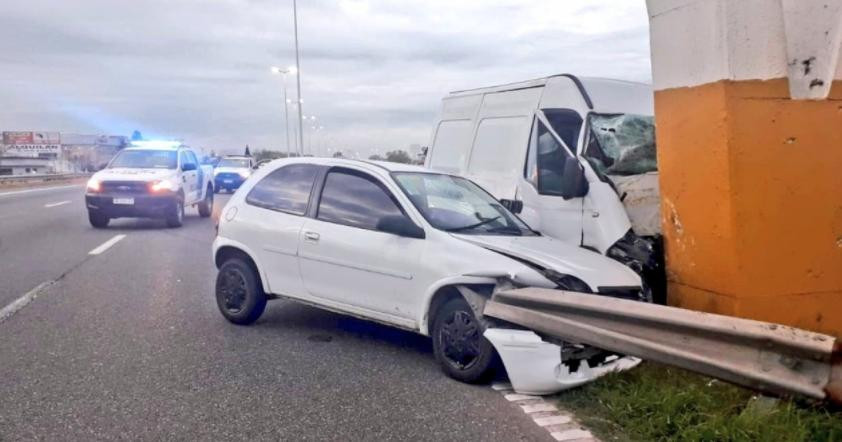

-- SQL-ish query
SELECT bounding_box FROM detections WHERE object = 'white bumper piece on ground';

[484,328,641,395]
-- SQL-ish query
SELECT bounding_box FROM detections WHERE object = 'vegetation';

[555,362,842,442]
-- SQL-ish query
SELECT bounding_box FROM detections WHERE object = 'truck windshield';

[393,172,535,236]
[584,113,657,176]
[109,150,178,169]
[218,158,250,168]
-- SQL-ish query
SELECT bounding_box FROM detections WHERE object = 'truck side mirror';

[182,162,197,172]
[500,199,523,214]
[560,160,589,199]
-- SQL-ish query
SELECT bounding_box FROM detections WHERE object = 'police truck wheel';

[198,186,213,218]
[215,258,267,325]
[432,298,497,383]
[166,198,184,228]
[88,210,109,228]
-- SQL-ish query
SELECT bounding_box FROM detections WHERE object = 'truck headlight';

[149,179,178,192]
[86,178,101,192]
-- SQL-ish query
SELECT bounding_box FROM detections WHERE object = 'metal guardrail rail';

[484,288,841,404]
[0,173,89,184]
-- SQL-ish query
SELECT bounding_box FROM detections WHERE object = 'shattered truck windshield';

[584,114,657,176]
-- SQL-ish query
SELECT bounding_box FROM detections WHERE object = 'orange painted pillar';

[647,0,842,336]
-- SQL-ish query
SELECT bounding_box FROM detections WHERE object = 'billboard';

[2,132,62,154]
[3,131,60,145]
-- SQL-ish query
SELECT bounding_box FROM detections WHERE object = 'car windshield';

[218,158,249,168]
[393,172,535,236]
[108,149,177,169]
[584,113,657,176]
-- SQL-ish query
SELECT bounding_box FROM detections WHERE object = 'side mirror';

[182,162,197,172]
[500,199,523,214]
[376,215,425,239]
[560,160,589,199]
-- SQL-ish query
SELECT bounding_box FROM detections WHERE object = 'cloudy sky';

[0,0,652,157]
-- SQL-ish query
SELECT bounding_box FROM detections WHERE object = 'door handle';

[303,231,320,242]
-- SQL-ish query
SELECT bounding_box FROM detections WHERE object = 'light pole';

[271,66,297,157]
[292,0,305,156]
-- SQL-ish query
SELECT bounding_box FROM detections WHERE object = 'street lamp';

[292,0,305,157]
[270,66,297,156]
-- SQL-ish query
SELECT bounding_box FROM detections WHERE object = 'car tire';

[88,210,109,228]
[215,258,267,325]
[166,197,184,228]
[198,186,213,218]
[432,297,498,383]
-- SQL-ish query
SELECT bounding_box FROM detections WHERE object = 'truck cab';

[85,142,214,228]
[425,74,664,301]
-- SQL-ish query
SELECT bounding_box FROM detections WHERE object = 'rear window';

[246,164,318,215]
[428,120,473,173]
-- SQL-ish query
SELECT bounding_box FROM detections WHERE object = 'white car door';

[241,163,320,298]
[298,167,425,323]
[518,113,585,245]
[179,150,199,203]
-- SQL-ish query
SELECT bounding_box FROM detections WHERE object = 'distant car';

[85,143,214,228]
[214,156,254,193]
[212,158,645,393]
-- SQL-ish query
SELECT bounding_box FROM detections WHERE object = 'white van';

[425,74,664,301]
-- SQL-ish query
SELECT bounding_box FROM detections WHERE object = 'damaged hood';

[452,234,641,290]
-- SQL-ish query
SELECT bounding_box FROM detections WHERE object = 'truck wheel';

[432,298,497,383]
[166,198,184,228]
[198,186,213,218]
[88,210,109,228]
[215,258,267,325]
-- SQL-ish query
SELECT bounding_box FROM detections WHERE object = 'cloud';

[0,0,651,156]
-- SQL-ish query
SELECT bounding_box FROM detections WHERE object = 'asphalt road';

[0,185,549,441]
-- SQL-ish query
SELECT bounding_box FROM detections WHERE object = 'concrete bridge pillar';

[646,0,842,335]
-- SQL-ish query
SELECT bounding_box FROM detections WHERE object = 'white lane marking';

[88,234,126,255]
[44,200,71,208]
[505,393,540,402]
[0,184,83,198]
[0,281,55,323]
[551,429,593,441]
[534,415,572,427]
[521,403,558,414]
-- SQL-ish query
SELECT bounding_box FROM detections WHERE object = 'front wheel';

[215,258,267,325]
[88,210,109,228]
[432,298,497,383]
[166,198,184,228]
[198,186,213,218]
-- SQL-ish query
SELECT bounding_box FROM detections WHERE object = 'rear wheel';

[215,258,267,325]
[88,210,109,228]
[166,197,184,228]
[198,186,213,218]
[432,298,497,383]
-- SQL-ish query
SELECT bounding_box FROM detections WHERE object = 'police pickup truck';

[85,142,214,228]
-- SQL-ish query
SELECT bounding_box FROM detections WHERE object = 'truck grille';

[100,181,149,194]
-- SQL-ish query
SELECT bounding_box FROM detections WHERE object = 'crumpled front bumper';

[484,328,641,395]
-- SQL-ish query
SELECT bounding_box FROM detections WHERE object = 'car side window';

[317,169,405,231]
[246,164,318,215]
[179,151,196,170]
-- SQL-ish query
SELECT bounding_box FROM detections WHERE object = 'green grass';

[554,362,842,442]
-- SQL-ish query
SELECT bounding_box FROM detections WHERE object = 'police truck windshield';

[109,150,178,169]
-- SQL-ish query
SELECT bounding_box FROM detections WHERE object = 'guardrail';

[483,287,841,404]
[0,173,90,185]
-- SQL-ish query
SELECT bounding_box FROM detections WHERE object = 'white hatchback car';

[212,158,645,393]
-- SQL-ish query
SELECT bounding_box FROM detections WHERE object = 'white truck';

[425,74,664,301]
[85,142,214,228]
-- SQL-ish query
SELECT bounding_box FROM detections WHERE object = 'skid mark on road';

[44,200,71,208]
[88,234,127,255]
[493,382,599,442]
